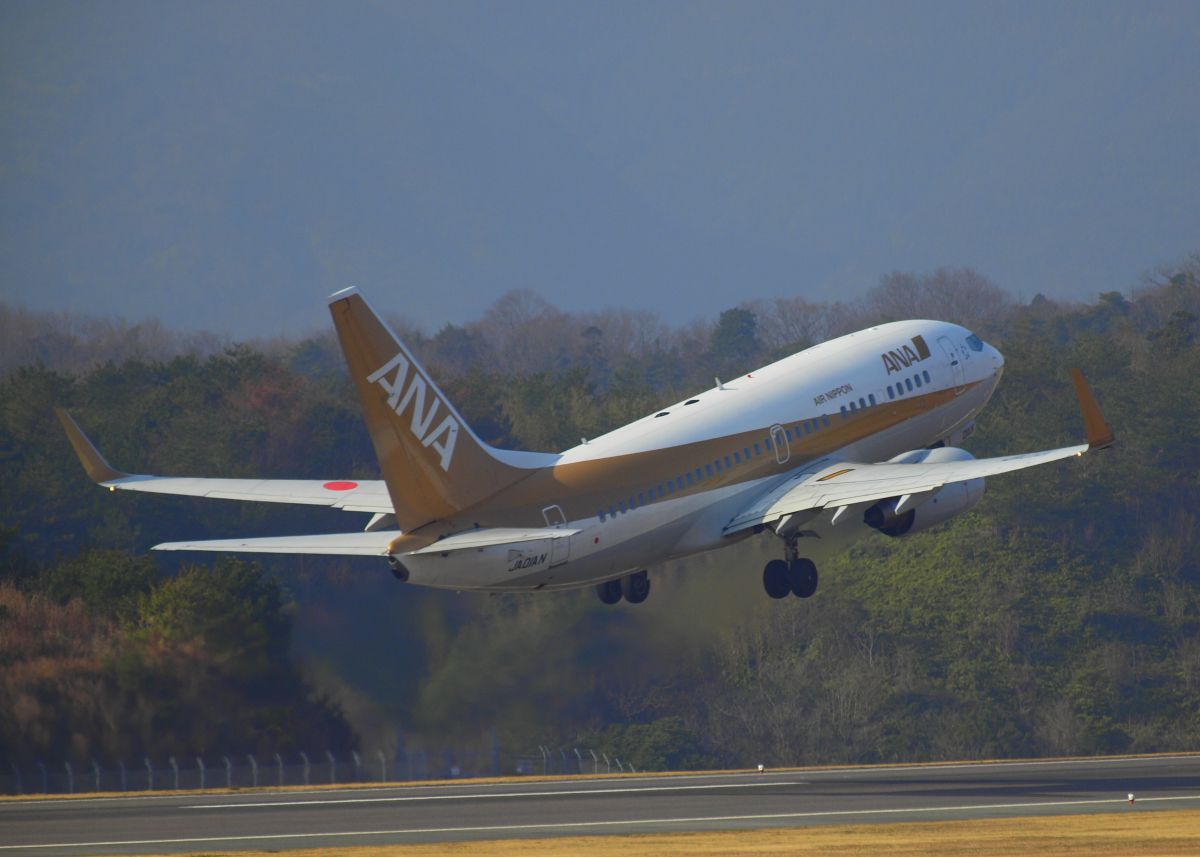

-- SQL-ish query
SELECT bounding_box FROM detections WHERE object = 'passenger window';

[638,492,645,506]
[619,500,627,513]
[714,459,722,473]
[705,464,714,477]
[609,504,616,518]
[803,422,811,434]
[724,455,732,468]
[905,378,913,392]
[784,428,793,441]
[764,436,773,451]
[598,510,605,522]
[923,369,931,383]
[822,415,830,428]
[676,476,685,491]
[744,447,752,459]
[869,394,876,406]
[914,374,922,388]
[887,386,895,400]
[753,442,762,456]
[685,472,694,485]
[733,451,741,464]
[858,397,866,409]
[849,401,857,413]
[840,405,848,418]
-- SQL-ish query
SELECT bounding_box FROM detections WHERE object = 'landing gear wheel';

[596,579,622,604]
[622,570,651,604]
[788,558,818,598]
[763,559,790,599]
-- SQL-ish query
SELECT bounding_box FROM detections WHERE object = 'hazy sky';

[2,1,1198,337]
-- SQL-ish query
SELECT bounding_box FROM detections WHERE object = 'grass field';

[130,809,1200,856]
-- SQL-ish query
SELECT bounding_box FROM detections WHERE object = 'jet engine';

[863,447,985,537]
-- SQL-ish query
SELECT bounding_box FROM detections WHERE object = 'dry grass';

[125,809,1200,856]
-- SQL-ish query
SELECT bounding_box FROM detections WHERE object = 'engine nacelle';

[863,447,985,537]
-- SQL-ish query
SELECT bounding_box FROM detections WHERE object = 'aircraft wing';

[725,369,1114,535]
[724,445,1088,534]
[56,408,393,514]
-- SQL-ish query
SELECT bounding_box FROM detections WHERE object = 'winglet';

[1069,369,1115,450]
[55,408,129,483]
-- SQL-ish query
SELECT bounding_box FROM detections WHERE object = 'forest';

[2,258,1198,775]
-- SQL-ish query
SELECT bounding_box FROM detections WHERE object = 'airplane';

[58,287,1114,605]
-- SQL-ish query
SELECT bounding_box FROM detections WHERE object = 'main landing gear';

[596,570,650,605]
[762,537,818,600]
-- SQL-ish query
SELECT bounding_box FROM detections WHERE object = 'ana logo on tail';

[367,352,460,471]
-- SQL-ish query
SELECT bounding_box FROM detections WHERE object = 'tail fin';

[328,288,549,532]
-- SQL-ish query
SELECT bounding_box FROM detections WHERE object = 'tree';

[709,307,761,376]
[38,549,157,620]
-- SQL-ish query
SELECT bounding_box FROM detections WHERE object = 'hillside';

[2,261,1198,771]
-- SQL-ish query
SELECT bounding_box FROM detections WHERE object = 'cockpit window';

[965,334,984,352]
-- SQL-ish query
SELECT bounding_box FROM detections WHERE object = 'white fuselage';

[399,320,1004,591]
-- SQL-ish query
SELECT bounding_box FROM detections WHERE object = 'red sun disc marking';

[323,481,358,491]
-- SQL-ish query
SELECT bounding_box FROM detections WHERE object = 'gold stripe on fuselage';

[410,380,982,537]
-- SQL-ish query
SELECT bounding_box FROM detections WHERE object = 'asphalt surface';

[2,756,1199,855]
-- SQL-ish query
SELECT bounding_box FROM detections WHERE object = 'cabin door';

[542,505,570,567]
[937,336,966,394]
[770,424,791,464]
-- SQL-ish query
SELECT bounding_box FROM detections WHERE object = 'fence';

[0,746,634,796]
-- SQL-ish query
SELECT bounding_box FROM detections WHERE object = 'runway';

[2,755,1199,855]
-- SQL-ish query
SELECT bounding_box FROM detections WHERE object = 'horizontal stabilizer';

[154,531,399,556]
[154,526,581,558]
[408,527,580,555]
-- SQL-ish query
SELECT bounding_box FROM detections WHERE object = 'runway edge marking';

[184,781,808,809]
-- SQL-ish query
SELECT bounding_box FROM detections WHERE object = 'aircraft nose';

[989,344,1005,376]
